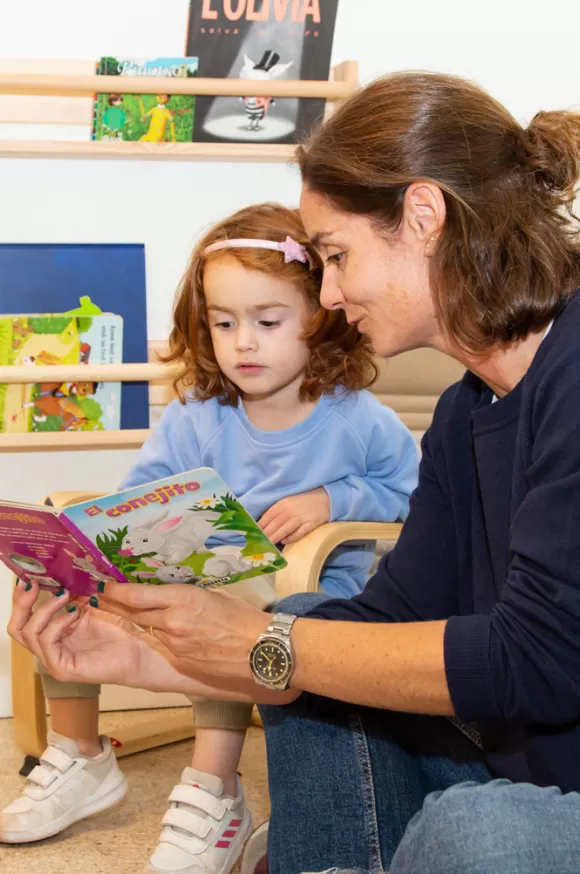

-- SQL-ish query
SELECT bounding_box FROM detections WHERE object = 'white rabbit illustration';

[202,545,252,579]
[118,508,224,565]
[134,556,200,585]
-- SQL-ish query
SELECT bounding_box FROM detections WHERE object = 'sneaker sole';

[0,774,128,844]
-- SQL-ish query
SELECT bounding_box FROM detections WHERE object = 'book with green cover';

[92,56,199,142]
[0,297,122,433]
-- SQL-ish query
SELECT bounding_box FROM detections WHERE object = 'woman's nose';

[320,272,345,311]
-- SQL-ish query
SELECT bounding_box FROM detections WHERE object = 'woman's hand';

[96,581,271,686]
[259,487,330,544]
[99,583,269,686]
[8,581,208,695]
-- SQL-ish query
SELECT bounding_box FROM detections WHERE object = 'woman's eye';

[259,320,281,329]
[326,252,345,265]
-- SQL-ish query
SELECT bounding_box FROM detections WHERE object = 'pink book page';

[0,506,126,596]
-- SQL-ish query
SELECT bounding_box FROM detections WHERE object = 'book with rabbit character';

[0,468,286,596]
[186,0,340,144]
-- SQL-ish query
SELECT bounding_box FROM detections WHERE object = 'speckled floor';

[0,709,270,874]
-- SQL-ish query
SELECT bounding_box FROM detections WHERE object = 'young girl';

[1,204,419,874]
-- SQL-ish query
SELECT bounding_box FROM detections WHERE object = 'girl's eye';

[215,320,234,329]
[259,320,281,328]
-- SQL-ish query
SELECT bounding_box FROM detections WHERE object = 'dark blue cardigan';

[309,290,580,792]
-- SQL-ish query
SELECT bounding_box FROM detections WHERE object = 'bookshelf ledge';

[0,59,359,163]
[0,140,298,163]
[0,429,151,452]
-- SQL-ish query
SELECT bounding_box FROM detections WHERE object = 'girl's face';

[203,255,312,402]
[299,187,443,358]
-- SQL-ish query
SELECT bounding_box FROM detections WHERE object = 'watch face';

[250,638,292,686]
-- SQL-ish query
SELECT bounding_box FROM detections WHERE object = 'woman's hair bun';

[520,110,580,194]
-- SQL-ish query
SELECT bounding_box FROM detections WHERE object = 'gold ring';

[149,626,154,637]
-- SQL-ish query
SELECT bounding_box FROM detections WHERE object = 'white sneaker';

[241,821,269,874]
[146,767,252,874]
[0,731,128,843]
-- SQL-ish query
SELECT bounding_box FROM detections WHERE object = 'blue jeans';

[261,594,580,874]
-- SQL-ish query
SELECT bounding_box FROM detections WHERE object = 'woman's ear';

[404,181,446,243]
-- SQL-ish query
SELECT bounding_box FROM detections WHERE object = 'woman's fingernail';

[89,596,99,608]
[56,588,66,597]
[25,582,32,592]
[67,606,77,614]
[97,581,106,594]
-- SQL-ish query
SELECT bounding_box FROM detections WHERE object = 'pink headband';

[204,235,309,265]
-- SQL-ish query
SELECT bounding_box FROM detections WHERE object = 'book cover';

[0,504,125,598]
[185,0,339,144]
[66,468,287,588]
[0,468,286,596]
[92,56,199,143]
[0,310,123,434]
[0,244,148,430]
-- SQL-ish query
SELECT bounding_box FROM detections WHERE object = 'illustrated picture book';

[0,244,148,430]
[185,0,340,144]
[0,468,287,596]
[0,297,122,434]
[92,56,199,142]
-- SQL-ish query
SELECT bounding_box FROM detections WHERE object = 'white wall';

[0,0,578,715]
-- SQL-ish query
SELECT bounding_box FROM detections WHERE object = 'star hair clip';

[205,235,313,266]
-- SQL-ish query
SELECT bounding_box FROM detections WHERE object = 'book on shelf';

[0,467,286,600]
[0,244,149,430]
[92,56,199,143]
[185,0,340,144]
[0,297,122,434]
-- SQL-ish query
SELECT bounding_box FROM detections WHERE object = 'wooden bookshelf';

[0,346,174,452]
[0,58,358,162]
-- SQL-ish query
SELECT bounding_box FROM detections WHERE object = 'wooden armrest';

[44,490,104,508]
[275,521,403,599]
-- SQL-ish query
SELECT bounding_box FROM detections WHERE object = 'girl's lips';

[237,364,265,373]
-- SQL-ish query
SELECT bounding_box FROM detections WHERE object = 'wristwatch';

[249,613,297,691]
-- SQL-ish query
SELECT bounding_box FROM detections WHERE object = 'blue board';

[0,243,148,429]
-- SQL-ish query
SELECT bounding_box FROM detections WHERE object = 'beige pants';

[37,573,277,730]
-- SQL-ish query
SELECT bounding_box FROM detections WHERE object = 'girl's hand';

[259,487,330,544]
[8,581,199,694]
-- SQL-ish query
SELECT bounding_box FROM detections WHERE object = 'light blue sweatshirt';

[122,390,419,598]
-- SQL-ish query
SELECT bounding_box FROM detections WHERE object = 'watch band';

[265,613,297,639]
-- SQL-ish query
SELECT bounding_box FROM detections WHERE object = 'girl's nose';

[235,325,257,352]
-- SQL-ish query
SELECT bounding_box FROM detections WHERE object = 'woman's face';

[299,187,443,358]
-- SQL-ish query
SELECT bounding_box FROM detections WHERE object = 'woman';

[10,71,580,873]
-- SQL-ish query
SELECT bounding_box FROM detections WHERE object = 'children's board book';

[185,0,340,144]
[0,244,148,430]
[0,468,287,597]
[92,57,199,142]
[0,297,122,434]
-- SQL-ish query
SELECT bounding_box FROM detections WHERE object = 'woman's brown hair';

[163,202,377,403]
[297,72,580,352]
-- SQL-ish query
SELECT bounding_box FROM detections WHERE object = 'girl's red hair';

[163,202,377,404]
